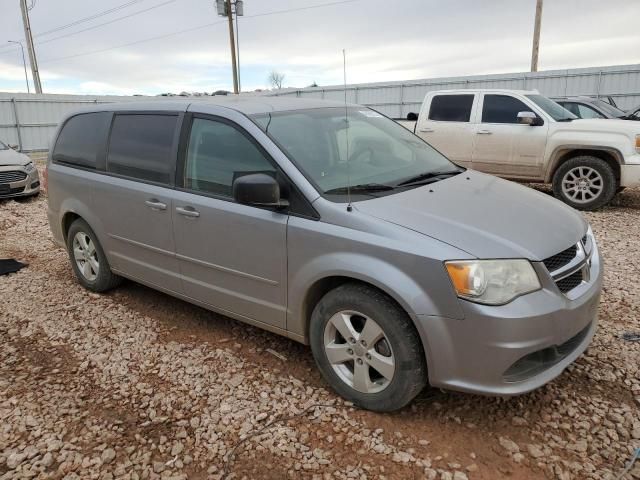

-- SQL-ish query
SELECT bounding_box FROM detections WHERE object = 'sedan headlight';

[24,162,35,172]
[445,259,541,305]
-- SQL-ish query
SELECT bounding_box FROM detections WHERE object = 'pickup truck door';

[472,94,548,179]
[415,93,477,168]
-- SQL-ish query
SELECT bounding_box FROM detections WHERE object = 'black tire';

[309,282,427,412]
[66,218,122,292]
[552,155,617,210]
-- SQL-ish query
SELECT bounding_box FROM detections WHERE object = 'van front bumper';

[416,242,602,396]
[0,164,40,198]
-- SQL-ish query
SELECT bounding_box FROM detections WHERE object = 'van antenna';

[343,49,352,212]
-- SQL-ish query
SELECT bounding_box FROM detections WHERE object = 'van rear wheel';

[66,219,122,292]
[552,156,616,210]
[309,283,427,412]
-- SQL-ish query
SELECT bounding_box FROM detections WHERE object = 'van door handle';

[419,128,434,133]
[176,206,200,218]
[145,199,167,211]
[477,129,493,135]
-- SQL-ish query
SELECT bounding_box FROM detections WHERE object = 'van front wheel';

[309,283,427,412]
[552,156,616,210]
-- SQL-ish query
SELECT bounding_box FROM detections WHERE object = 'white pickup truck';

[407,89,640,209]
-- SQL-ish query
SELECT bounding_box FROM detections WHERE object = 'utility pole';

[225,0,239,94]
[8,40,30,93]
[530,0,543,72]
[19,0,42,93]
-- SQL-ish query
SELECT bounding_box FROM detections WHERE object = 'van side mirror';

[517,111,543,126]
[232,173,288,209]
[406,112,418,121]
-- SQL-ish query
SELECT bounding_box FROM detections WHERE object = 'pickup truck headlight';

[635,134,640,153]
[445,259,541,305]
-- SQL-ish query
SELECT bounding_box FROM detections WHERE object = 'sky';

[0,0,638,96]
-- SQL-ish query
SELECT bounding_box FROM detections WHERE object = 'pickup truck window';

[428,95,474,122]
[526,94,577,122]
[482,95,532,124]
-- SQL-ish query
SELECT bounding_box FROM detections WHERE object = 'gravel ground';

[1,169,639,479]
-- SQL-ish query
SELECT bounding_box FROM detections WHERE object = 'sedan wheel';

[323,310,395,394]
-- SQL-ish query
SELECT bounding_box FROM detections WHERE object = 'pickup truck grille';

[0,171,27,184]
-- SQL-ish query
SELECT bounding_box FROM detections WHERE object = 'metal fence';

[2,64,640,152]
[266,63,640,119]
[0,92,151,152]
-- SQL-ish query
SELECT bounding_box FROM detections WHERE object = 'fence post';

[399,84,404,119]
[11,98,23,152]
[596,70,603,99]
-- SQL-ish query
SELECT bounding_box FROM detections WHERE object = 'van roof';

[72,96,355,116]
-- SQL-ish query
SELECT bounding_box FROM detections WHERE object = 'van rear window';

[53,112,111,168]
[107,114,177,184]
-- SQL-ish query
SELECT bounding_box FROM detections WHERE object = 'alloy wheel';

[323,310,396,394]
[561,166,604,204]
[72,232,99,281]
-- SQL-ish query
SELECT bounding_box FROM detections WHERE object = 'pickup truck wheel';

[66,219,122,292]
[309,283,427,412]
[552,156,616,210]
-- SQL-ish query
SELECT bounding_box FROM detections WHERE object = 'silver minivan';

[47,98,602,412]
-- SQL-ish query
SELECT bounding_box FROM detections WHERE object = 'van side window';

[428,95,474,122]
[107,114,178,184]
[53,112,111,169]
[481,95,532,124]
[184,118,276,197]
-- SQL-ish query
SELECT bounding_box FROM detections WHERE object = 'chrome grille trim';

[0,170,27,184]
[543,231,593,296]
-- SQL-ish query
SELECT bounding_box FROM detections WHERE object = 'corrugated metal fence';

[267,64,640,119]
[1,64,639,151]
[0,92,150,152]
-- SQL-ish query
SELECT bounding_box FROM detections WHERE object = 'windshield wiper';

[324,183,396,195]
[395,169,463,187]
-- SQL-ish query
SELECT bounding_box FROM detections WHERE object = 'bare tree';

[268,70,285,89]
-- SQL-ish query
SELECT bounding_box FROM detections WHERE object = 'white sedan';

[0,140,40,199]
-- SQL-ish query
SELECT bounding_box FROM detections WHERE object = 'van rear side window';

[428,94,474,122]
[107,114,177,184]
[53,112,111,169]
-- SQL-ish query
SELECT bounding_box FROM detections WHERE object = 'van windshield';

[252,107,458,198]
[526,94,577,121]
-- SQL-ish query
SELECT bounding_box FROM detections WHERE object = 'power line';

[0,0,149,55]
[35,0,146,38]
[242,0,358,19]
[40,20,228,64]
[33,0,362,65]
[36,0,176,47]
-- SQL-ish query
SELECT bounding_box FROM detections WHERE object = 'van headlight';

[445,259,541,305]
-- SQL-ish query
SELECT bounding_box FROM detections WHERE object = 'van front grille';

[556,270,584,293]
[542,245,577,273]
[0,171,27,184]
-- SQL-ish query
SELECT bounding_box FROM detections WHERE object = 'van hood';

[0,148,30,166]
[354,170,587,260]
